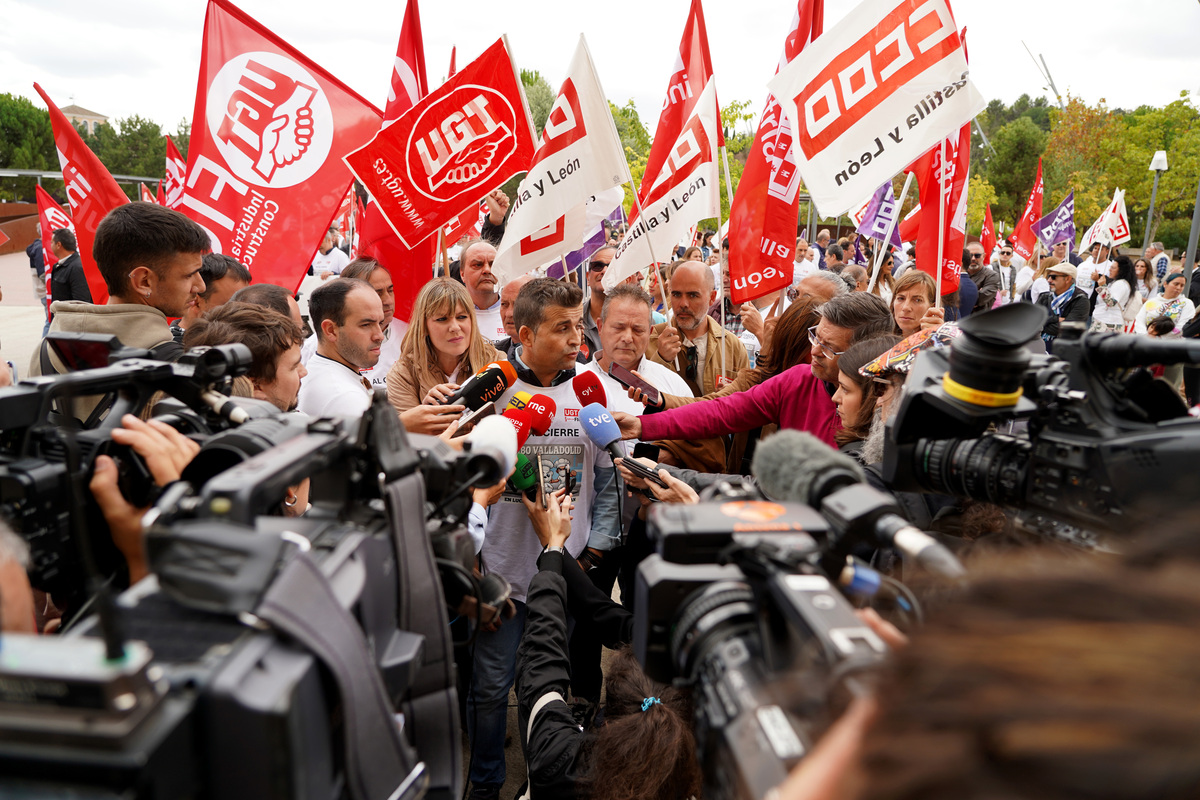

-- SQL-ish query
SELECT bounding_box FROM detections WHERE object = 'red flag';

[35,186,72,271]
[907,123,971,294]
[1008,157,1043,260]
[898,202,921,242]
[980,203,996,258]
[726,0,822,304]
[139,183,156,204]
[156,180,165,205]
[179,0,382,292]
[164,136,187,209]
[0,229,8,248]
[356,0,438,321]
[34,82,129,305]
[345,38,536,249]
[638,0,720,204]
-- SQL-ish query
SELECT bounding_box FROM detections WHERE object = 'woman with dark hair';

[1090,255,1139,332]
[1134,257,1158,300]
[516,491,701,800]
[832,336,901,452]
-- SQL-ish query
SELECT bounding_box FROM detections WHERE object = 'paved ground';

[0,250,47,380]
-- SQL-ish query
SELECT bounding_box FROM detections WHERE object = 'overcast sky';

[3,0,1198,138]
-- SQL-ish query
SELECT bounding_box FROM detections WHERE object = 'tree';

[982,116,1047,222]
[609,100,651,216]
[967,174,998,235]
[1042,96,1127,237]
[0,92,56,200]
[520,69,554,136]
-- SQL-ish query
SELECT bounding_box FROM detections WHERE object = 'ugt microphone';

[501,407,534,449]
[579,403,668,489]
[752,430,965,579]
[525,393,556,436]
[442,366,510,410]
[572,371,607,408]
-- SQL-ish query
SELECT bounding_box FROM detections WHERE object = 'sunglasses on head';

[588,260,610,272]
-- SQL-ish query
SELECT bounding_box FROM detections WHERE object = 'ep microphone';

[753,431,965,579]
[501,407,534,449]
[442,365,510,409]
[525,393,556,435]
[579,403,669,488]
[505,391,533,412]
[508,453,540,500]
[572,371,607,408]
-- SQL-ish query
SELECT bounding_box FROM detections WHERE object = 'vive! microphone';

[505,391,533,412]
[442,365,510,409]
[508,453,539,500]
[488,360,519,387]
[501,408,534,449]
[525,393,556,435]
[753,430,965,579]
[572,371,607,408]
[465,415,518,485]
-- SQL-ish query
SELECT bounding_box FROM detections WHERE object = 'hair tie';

[641,696,661,712]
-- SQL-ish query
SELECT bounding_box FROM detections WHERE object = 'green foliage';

[520,69,555,136]
[981,116,1047,221]
[79,115,167,199]
[609,100,651,216]
[0,92,57,200]
[720,98,756,154]
[967,174,998,235]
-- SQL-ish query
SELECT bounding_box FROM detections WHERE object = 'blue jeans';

[466,599,526,787]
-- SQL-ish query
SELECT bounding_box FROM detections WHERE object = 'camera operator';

[515,488,701,800]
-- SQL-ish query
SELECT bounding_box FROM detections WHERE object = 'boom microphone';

[442,366,510,409]
[501,408,534,449]
[525,394,556,435]
[572,371,607,408]
[753,431,965,579]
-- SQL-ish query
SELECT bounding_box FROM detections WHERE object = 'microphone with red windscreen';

[501,408,533,448]
[572,371,607,408]
[525,393,556,435]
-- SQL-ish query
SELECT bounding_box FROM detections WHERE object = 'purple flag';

[1035,190,1075,247]
[549,204,625,279]
[856,181,903,249]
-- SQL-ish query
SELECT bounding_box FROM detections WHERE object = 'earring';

[284,493,298,507]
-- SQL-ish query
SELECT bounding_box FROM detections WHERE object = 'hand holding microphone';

[441,360,517,410]
[579,403,668,489]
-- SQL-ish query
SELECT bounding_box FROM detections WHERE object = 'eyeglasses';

[807,325,847,357]
[970,253,982,260]
[589,260,610,272]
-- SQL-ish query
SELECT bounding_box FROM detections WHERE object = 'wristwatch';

[544,545,566,556]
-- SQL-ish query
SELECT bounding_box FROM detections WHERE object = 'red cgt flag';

[164,136,187,209]
[907,123,971,295]
[980,203,996,258]
[356,0,438,321]
[34,82,129,305]
[726,0,823,304]
[344,37,536,249]
[1008,157,1043,260]
[179,0,382,292]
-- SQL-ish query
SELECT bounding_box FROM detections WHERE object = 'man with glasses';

[581,245,615,361]
[995,246,1022,302]
[1051,240,1081,267]
[1036,263,1088,347]
[617,293,893,448]
[966,241,1001,313]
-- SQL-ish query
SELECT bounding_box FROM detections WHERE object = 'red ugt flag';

[907,123,970,294]
[726,0,823,304]
[179,0,382,292]
[638,0,721,205]
[344,37,537,248]
[980,203,996,258]
[164,136,188,209]
[357,0,438,321]
[1008,156,1043,260]
[34,82,129,305]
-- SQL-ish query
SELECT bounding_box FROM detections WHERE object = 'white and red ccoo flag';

[164,135,188,209]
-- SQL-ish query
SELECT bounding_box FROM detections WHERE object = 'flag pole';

[716,152,730,384]
[868,173,913,292]
[435,229,444,279]
[935,139,947,309]
[625,182,671,320]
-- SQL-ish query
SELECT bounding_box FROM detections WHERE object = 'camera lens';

[670,581,757,681]
[914,435,1030,507]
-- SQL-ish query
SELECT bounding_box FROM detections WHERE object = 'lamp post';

[1142,150,1169,252]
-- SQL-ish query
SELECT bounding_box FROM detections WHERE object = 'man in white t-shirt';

[461,240,507,343]
[793,237,819,285]
[312,226,350,280]
[340,258,408,388]
[297,277,384,418]
[467,277,616,797]
[1075,242,1111,298]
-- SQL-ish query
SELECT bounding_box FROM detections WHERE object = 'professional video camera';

[0,335,510,799]
[883,302,1200,545]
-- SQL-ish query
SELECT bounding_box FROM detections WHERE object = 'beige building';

[60,103,107,135]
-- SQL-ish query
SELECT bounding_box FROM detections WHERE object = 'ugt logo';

[405,86,517,202]
[207,51,334,188]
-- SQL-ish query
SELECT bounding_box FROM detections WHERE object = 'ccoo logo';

[207,51,333,188]
[405,85,517,202]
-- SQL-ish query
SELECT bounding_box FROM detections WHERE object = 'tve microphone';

[525,394,556,435]
[579,403,668,488]
[753,431,965,579]
[508,453,539,500]
[501,408,533,449]
[505,391,533,412]
[572,371,607,408]
[442,366,510,409]
[465,415,518,485]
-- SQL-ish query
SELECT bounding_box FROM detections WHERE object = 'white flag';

[1080,188,1131,250]
[494,35,631,282]
[603,79,721,290]
[768,0,984,217]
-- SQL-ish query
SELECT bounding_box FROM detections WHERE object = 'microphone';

[753,431,965,579]
[488,360,519,386]
[442,365,510,409]
[580,403,668,488]
[508,453,539,500]
[505,391,533,412]
[501,407,533,449]
[464,415,518,485]
[525,393,556,435]
[572,371,607,408]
